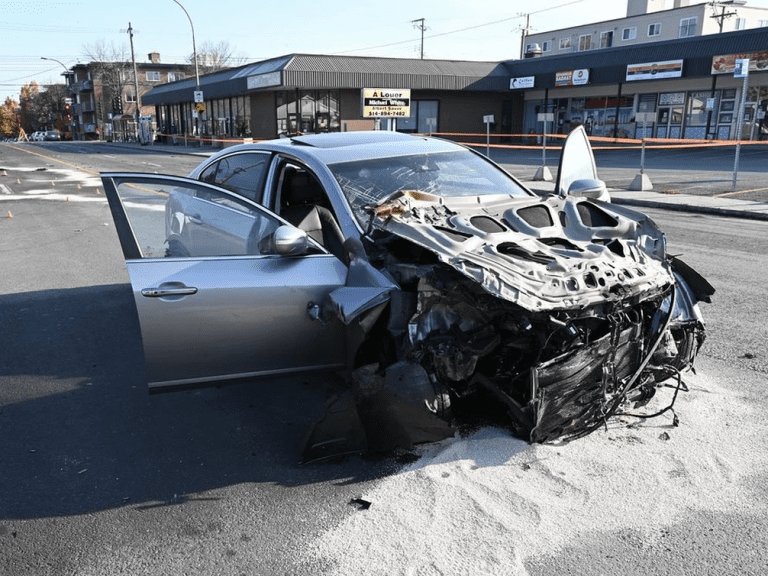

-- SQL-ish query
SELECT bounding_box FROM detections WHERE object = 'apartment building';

[524,0,768,58]
[66,52,189,140]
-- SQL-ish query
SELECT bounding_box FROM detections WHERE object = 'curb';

[611,196,768,222]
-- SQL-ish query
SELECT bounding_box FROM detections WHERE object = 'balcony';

[69,79,94,93]
[71,102,95,115]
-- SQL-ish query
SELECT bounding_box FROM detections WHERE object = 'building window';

[559,37,571,50]
[541,40,552,52]
[276,90,340,134]
[648,23,661,36]
[125,92,136,103]
[399,100,439,134]
[735,18,747,30]
[146,71,161,82]
[679,17,697,38]
[600,31,613,48]
[622,27,637,40]
[578,34,592,51]
[760,20,768,27]
[168,72,178,82]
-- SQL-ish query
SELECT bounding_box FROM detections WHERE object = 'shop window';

[578,34,592,51]
[648,23,661,37]
[679,17,697,38]
[686,91,714,126]
[399,100,439,133]
[600,31,613,48]
[622,27,636,40]
[559,37,571,50]
[276,90,340,135]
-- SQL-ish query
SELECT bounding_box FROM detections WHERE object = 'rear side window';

[199,152,270,203]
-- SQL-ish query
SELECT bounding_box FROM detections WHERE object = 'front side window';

[648,23,661,36]
[198,152,271,203]
[578,34,592,51]
[114,178,280,258]
[679,17,697,37]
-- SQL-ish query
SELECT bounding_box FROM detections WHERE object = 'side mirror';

[567,178,610,202]
[557,126,605,199]
[264,225,310,256]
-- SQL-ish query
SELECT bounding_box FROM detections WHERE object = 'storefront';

[142,55,518,141]
[510,27,768,141]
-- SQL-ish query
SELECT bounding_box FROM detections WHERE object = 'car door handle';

[141,286,198,297]
[188,213,203,225]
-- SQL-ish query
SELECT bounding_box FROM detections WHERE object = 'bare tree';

[188,40,243,75]
[82,40,133,122]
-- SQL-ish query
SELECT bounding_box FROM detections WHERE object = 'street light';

[40,56,70,72]
[171,0,200,88]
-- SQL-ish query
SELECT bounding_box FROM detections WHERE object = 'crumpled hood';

[371,191,674,312]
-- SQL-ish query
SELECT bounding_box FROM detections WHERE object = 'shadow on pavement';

[0,284,397,520]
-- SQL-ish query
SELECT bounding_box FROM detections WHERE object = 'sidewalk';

[524,179,768,222]
[113,140,768,222]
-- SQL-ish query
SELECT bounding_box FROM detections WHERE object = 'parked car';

[100,129,713,460]
[44,129,61,141]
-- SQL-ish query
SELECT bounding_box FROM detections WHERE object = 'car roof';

[289,130,416,149]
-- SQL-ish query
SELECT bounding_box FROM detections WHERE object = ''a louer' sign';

[362,89,411,118]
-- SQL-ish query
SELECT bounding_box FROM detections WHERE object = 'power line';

[333,0,588,56]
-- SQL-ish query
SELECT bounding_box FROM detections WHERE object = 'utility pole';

[517,13,531,59]
[412,18,427,59]
[709,1,740,33]
[126,22,141,141]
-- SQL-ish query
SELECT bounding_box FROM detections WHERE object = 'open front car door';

[101,173,347,391]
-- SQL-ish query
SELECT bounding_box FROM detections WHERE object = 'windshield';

[328,150,530,226]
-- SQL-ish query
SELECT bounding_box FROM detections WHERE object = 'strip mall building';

[142,27,767,142]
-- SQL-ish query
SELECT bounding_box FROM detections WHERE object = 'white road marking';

[0,184,12,195]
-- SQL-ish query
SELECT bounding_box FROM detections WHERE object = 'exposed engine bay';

[302,188,713,462]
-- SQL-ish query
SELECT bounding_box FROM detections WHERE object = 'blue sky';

[2,0,767,102]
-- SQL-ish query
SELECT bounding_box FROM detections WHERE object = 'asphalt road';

[1,141,767,575]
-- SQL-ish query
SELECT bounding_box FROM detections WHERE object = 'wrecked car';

[101,128,712,461]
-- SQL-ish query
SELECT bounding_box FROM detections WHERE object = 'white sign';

[706,98,717,110]
[193,90,204,103]
[537,113,555,122]
[483,115,495,124]
[361,89,411,118]
[734,58,750,78]
[510,76,535,90]
[626,60,684,81]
